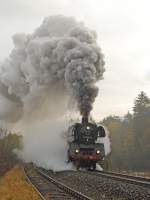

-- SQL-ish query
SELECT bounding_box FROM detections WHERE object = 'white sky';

[0,0,150,120]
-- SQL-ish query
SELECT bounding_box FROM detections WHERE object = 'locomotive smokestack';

[82,115,88,124]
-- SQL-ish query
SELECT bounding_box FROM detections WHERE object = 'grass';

[0,165,40,200]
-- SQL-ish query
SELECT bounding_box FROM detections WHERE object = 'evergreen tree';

[102,91,150,171]
[132,91,150,169]
[133,91,150,116]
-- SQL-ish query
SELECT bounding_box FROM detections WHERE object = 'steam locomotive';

[67,117,106,170]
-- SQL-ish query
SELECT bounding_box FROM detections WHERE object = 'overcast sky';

[0,0,149,119]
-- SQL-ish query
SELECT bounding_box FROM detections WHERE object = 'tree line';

[102,91,150,171]
[0,128,22,168]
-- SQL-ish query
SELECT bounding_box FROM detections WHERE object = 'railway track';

[24,166,93,200]
[38,168,150,199]
[90,170,150,189]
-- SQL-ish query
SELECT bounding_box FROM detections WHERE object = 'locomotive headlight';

[75,149,79,153]
[86,126,90,130]
[96,150,100,154]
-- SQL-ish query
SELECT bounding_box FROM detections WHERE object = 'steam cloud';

[0,15,105,122]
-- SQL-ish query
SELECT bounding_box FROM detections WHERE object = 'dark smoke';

[0,15,105,122]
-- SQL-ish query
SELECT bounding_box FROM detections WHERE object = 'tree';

[102,116,125,170]
[102,92,150,171]
[132,91,150,169]
[0,128,22,166]
[133,91,150,116]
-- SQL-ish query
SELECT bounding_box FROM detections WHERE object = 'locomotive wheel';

[74,161,80,170]
[89,162,96,171]
[76,165,80,170]
[92,162,96,170]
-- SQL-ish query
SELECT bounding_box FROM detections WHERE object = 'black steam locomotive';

[67,117,106,170]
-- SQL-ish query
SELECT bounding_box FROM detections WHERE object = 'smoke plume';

[0,16,106,170]
[0,15,105,122]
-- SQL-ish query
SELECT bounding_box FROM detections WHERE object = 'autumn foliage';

[0,129,23,176]
[102,91,150,171]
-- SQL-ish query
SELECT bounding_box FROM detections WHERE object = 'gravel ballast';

[45,170,150,200]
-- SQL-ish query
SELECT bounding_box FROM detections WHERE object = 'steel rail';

[24,166,94,200]
[89,170,150,188]
[37,168,94,200]
[24,167,46,200]
[96,170,150,181]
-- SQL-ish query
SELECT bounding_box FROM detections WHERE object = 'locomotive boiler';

[67,117,106,170]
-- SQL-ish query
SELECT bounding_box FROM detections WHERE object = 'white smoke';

[16,119,73,171]
[0,15,105,170]
[100,126,111,155]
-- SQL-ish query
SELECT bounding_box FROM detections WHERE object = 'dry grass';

[0,165,40,200]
